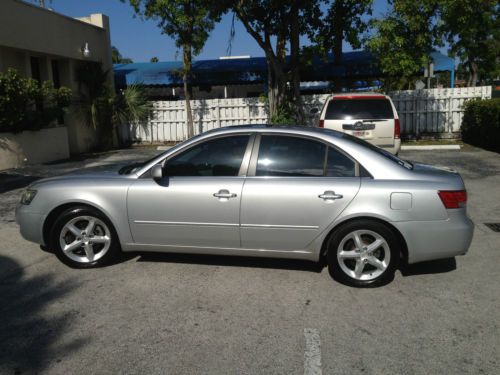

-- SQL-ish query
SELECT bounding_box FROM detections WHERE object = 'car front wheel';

[50,206,120,268]
[327,220,399,287]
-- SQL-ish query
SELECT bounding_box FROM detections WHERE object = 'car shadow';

[0,173,41,194]
[129,251,459,280]
[0,255,88,373]
[131,251,457,277]
[133,251,325,273]
[399,257,457,276]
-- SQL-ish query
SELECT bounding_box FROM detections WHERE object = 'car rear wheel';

[50,206,120,268]
[327,220,399,287]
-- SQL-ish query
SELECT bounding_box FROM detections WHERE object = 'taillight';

[319,119,324,128]
[438,190,467,209]
[394,118,400,139]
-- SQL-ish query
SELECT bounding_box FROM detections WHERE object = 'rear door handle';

[213,189,237,199]
[318,191,343,200]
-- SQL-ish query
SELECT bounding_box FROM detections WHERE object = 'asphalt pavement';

[1,146,499,374]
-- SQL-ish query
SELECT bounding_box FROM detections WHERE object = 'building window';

[30,57,41,83]
[51,60,61,88]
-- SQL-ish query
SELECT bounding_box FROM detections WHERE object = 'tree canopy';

[365,0,442,90]
[440,0,499,86]
[122,0,225,137]
[112,46,133,64]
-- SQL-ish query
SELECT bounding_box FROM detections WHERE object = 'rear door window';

[325,99,394,120]
[256,136,326,177]
[326,147,356,177]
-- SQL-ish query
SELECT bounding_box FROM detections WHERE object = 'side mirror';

[309,107,319,115]
[151,164,163,179]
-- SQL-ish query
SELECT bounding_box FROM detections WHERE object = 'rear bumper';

[382,139,401,155]
[393,211,474,264]
[15,204,45,245]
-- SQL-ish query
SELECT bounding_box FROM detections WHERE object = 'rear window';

[325,98,394,120]
[340,133,413,170]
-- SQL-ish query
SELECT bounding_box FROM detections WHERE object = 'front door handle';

[213,189,237,199]
[318,191,343,200]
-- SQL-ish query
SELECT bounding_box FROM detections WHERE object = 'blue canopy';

[114,50,455,88]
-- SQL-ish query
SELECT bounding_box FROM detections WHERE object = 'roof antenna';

[226,12,236,56]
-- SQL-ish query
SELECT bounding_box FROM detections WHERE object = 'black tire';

[327,220,400,287]
[49,206,120,268]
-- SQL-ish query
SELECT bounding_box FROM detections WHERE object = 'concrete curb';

[401,145,461,151]
[157,146,173,151]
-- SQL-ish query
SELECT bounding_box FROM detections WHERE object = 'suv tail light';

[319,119,324,128]
[438,190,467,209]
[394,118,401,139]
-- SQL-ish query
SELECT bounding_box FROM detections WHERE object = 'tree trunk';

[267,60,276,116]
[234,8,287,121]
[468,61,478,87]
[183,45,194,138]
[332,1,345,92]
[267,57,287,121]
[290,1,304,124]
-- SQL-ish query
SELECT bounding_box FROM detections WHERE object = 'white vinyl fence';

[389,86,492,136]
[129,86,492,143]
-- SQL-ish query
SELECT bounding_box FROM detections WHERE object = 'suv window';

[325,98,394,120]
[256,136,326,177]
[326,147,356,177]
[165,135,250,176]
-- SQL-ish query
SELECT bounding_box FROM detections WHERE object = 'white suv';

[316,93,401,155]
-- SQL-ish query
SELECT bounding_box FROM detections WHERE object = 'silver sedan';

[16,126,473,287]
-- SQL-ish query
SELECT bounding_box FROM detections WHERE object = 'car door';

[240,134,361,251]
[127,134,252,248]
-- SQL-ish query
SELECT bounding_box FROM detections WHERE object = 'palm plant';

[75,62,152,149]
[114,84,153,146]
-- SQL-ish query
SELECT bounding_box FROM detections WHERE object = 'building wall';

[0,127,70,170]
[0,0,113,154]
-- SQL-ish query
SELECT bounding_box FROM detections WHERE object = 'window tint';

[165,135,249,176]
[325,99,394,120]
[326,147,356,177]
[256,136,326,177]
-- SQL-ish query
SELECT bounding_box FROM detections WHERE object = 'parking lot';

[1,146,499,374]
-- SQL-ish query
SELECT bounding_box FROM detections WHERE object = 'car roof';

[330,92,388,99]
[203,124,344,137]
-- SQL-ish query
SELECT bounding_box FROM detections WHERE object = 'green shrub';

[461,98,500,151]
[0,69,38,131]
[0,68,72,133]
[270,103,295,125]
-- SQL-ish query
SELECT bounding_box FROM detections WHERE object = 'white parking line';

[304,328,322,375]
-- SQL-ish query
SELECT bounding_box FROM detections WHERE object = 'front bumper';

[15,204,45,245]
[393,210,474,264]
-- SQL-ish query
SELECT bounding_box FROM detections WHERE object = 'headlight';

[20,189,37,205]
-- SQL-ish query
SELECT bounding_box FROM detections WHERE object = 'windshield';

[338,132,413,170]
[118,142,186,175]
[119,132,213,175]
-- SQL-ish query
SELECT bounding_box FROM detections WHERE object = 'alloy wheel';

[336,229,391,281]
[59,215,111,263]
